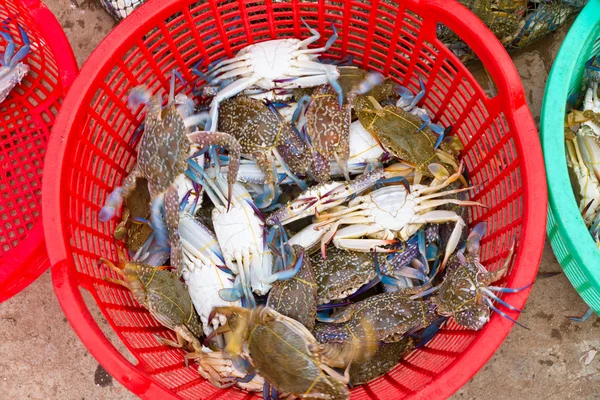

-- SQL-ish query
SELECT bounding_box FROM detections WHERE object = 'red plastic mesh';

[0,0,73,300]
[47,0,543,398]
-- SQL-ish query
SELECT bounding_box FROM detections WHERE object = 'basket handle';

[422,0,528,111]
[24,0,78,90]
[51,260,179,399]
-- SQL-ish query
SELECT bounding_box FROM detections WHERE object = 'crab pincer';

[187,130,241,211]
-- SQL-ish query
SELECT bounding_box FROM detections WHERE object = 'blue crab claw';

[374,252,405,287]
[414,78,426,105]
[292,95,311,124]
[9,25,29,66]
[0,30,15,67]
[482,297,529,330]
[99,187,125,222]
[150,196,169,246]
[568,308,594,323]
[465,222,487,253]
[263,246,304,284]
[396,78,426,109]
[128,86,151,110]
[395,85,415,108]
[254,182,279,209]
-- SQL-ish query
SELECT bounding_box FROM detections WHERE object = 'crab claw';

[99,187,125,222]
[187,131,241,211]
[128,86,151,110]
[353,72,385,96]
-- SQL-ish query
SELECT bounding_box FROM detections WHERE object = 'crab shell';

[218,96,311,178]
[311,247,378,305]
[434,254,494,330]
[355,96,441,174]
[103,259,204,350]
[229,307,350,400]
[267,245,318,331]
[305,84,351,182]
[316,293,438,351]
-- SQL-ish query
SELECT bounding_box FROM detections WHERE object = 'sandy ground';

[1,1,599,399]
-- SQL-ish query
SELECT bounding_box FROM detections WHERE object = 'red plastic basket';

[0,0,77,301]
[43,0,547,398]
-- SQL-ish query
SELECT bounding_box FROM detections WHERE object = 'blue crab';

[0,20,30,103]
[179,213,241,336]
[294,72,385,182]
[355,95,458,178]
[204,19,343,131]
[433,222,530,330]
[208,306,351,400]
[313,163,481,266]
[217,95,311,208]
[99,249,204,353]
[98,78,242,272]
[314,292,437,364]
[310,246,380,305]
[267,163,409,227]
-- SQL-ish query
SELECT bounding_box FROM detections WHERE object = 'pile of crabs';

[98,24,526,399]
[565,56,600,248]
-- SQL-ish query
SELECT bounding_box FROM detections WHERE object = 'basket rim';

[540,0,600,313]
[0,0,78,302]
[43,0,546,398]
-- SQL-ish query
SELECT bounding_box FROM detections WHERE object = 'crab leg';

[296,22,338,55]
[98,167,142,222]
[297,18,322,48]
[331,223,397,253]
[206,54,251,77]
[211,65,253,84]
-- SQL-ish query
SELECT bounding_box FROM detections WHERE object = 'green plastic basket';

[541,0,600,313]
